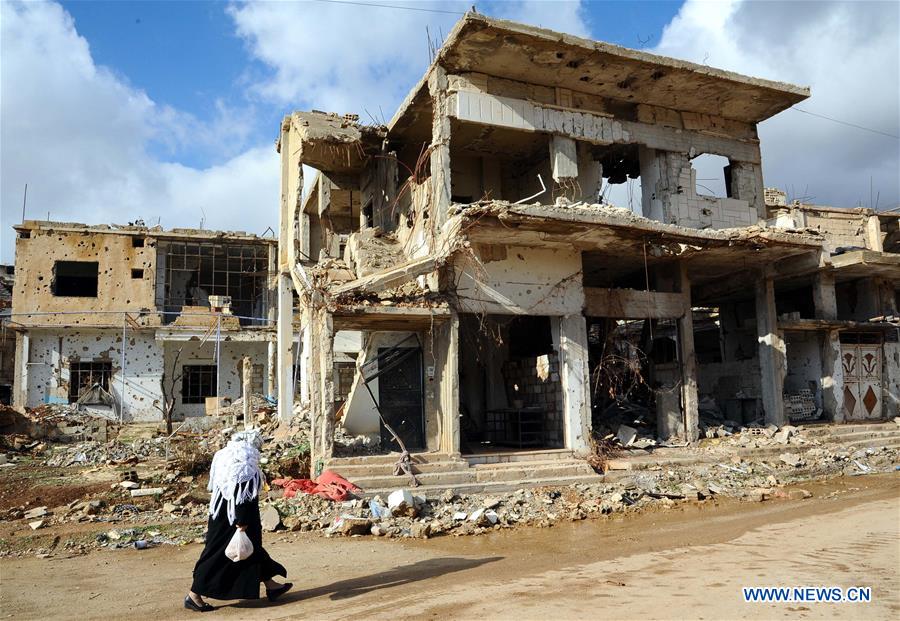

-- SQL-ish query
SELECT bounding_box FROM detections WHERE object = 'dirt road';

[2,474,898,620]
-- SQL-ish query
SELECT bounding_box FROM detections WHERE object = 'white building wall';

[23,328,163,421]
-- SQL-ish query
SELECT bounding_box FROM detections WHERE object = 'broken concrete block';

[387,489,417,518]
[409,522,431,539]
[260,506,281,532]
[605,459,632,471]
[119,481,139,490]
[330,515,371,536]
[779,453,803,468]
[616,425,637,447]
[29,520,45,530]
[483,497,501,510]
[453,511,467,521]
[788,489,812,500]
[484,510,499,525]
[24,506,47,520]
[162,503,178,513]
[130,487,164,497]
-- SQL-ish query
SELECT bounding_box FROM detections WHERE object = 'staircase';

[322,449,601,497]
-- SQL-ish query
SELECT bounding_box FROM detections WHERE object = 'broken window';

[181,364,216,404]
[160,242,270,325]
[690,153,730,198]
[131,269,143,279]
[68,361,112,403]
[52,261,98,297]
[132,237,145,248]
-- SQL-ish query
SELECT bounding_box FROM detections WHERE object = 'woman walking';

[185,429,292,612]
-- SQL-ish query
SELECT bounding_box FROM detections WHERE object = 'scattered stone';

[28,520,45,530]
[130,487,164,497]
[23,506,47,520]
[483,497,501,510]
[387,489,417,518]
[779,453,803,468]
[409,522,431,539]
[118,481,139,490]
[162,503,178,513]
[260,505,281,532]
[788,489,812,500]
[330,515,371,536]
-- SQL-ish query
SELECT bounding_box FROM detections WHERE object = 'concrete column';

[865,215,883,252]
[438,312,461,455]
[428,65,452,229]
[755,275,786,426]
[266,339,276,399]
[299,326,311,405]
[677,264,699,441]
[821,329,844,422]
[276,274,294,420]
[241,356,252,429]
[558,314,591,456]
[813,270,838,320]
[13,332,29,408]
[316,311,335,463]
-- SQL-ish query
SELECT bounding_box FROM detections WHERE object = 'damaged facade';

[9,221,279,422]
[276,15,899,480]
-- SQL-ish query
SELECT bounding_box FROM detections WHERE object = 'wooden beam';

[583,287,687,319]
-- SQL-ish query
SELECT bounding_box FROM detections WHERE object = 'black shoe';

[266,582,293,602]
[184,595,214,612]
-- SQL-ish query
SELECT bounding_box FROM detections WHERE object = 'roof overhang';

[830,250,900,281]
[391,14,809,134]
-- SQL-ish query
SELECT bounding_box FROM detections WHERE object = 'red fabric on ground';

[271,470,361,501]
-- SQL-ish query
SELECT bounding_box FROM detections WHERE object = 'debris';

[387,489,418,518]
[329,515,371,536]
[119,481,139,490]
[779,453,803,468]
[260,505,281,532]
[616,424,638,447]
[130,488,164,497]
[28,520,45,530]
[24,506,47,520]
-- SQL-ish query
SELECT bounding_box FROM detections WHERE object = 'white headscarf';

[208,429,265,525]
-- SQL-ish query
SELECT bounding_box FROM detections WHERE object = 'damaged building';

[268,15,897,488]
[9,221,279,422]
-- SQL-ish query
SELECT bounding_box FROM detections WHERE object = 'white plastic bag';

[224,528,253,562]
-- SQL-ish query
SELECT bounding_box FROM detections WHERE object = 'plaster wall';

[784,330,825,407]
[13,229,157,328]
[162,339,268,418]
[22,328,163,421]
[453,244,584,316]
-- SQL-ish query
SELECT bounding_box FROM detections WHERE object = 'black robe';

[191,494,286,600]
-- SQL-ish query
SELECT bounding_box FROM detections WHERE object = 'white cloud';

[0,1,280,263]
[653,0,899,209]
[228,0,589,115]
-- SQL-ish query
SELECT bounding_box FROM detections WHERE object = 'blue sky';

[2,1,898,262]
[59,0,682,169]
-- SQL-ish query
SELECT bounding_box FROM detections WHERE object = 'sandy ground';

[1,474,898,621]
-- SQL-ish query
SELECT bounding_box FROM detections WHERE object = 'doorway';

[377,347,425,450]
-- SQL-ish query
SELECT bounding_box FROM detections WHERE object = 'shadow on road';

[230,556,503,609]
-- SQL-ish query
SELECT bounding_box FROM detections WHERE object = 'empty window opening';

[333,361,356,408]
[132,237,145,248]
[18,230,30,239]
[181,365,216,404]
[68,361,112,403]
[596,144,642,212]
[52,261,98,297]
[690,154,730,198]
[160,242,270,325]
[131,269,144,279]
